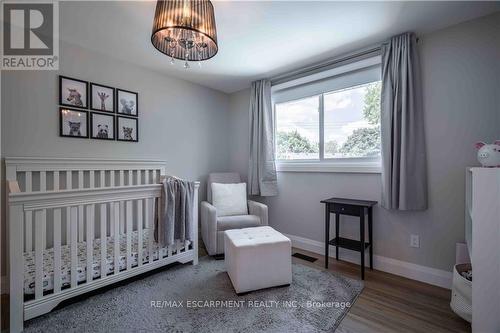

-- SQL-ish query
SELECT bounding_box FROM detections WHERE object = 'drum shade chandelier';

[151,0,218,69]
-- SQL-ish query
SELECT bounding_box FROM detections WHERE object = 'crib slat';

[110,170,115,187]
[128,171,133,186]
[153,170,158,184]
[136,170,141,186]
[153,198,158,258]
[78,205,84,242]
[54,208,62,293]
[113,202,120,274]
[70,207,78,288]
[100,170,105,188]
[119,170,124,186]
[66,207,71,245]
[86,205,94,282]
[126,201,132,270]
[148,170,153,184]
[25,211,33,252]
[66,171,72,190]
[34,210,46,299]
[100,204,107,277]
[77,170,83,189]
[145,198,153,263]
[89,170,95,188]
[40,171,46,192]
[119,201,125,234]
[54,171,60,190]
[26,171,32,192]
[137,200,143,266]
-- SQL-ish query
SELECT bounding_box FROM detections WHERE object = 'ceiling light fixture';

[151,0,218,69]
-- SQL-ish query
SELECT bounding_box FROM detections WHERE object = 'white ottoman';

[224,226,292,294]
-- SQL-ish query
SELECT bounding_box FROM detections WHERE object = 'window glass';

[323,81,381,158]
[275,95,320,160]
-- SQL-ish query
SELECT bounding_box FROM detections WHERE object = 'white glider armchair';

[201,172,268,256]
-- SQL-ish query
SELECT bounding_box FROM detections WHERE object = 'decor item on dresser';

[201,173,268,256]
[151,0,218,69]
[475,141,500,167]
[59,107,89,138]
[117,116,138,142]
[90,83,115,113]
[59,76,88,109]
[90,112,115,140]
[117,88,138,116]
[6,158,200,332]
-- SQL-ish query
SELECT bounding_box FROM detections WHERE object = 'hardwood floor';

[1,243,470,332]
[291,248,470,333]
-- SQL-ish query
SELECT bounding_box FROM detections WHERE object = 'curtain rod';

[270,45,381,86]
[269,36,419,86]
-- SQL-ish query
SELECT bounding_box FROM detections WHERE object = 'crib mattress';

[24,230,186,295]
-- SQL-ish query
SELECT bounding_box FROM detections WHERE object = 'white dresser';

[465,168,500,332]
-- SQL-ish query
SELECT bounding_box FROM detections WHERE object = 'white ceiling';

[60,1,500,93]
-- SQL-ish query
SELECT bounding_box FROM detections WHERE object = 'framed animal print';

[59,76,88,109]
[116,116,138,142]
[116,89,138,117]
[60,107,89,138]
[90,83,115,113]
[90,112,115,140]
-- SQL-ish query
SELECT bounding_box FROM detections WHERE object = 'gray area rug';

[24,257,363,332]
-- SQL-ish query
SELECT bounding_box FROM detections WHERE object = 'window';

[273,61,382,172]
[275,95,320,160]
[323,81,381,159]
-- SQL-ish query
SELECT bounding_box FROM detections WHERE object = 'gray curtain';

[248,79,278,196]
[381,32,428,210]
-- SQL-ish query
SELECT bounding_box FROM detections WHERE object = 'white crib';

[6,157,199,332]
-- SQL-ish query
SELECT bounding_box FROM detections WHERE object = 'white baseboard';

[284,233,452,289]
[1,275,8,294]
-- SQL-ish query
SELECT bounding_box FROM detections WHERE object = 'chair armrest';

[200,201,218,255]
[248,200,268,226]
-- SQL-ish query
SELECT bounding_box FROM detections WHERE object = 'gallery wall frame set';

[58,75,139,142]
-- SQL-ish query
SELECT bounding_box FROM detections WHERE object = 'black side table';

[321,197,377,280]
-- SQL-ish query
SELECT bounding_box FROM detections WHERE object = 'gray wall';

[228,12,500,272]
[1,40,231,275]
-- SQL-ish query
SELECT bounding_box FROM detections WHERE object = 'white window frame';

[273,56,382,174]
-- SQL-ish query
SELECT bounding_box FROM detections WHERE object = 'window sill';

[276,162,381,174]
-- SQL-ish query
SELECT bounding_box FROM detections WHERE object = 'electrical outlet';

[410,234,420,248]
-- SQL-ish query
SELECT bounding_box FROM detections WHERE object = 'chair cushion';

[217,215,260,231]
[212,183,248,217]
[207,173,241,203]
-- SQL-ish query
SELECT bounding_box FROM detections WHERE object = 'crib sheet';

[24,230,187,295]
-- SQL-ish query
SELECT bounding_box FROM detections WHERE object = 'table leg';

[360,211,365,280]
[335,213,340,260]
[325,204,330,269]
[368,207,373,270]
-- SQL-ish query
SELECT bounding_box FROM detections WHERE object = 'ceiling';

[60,1,500,93]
